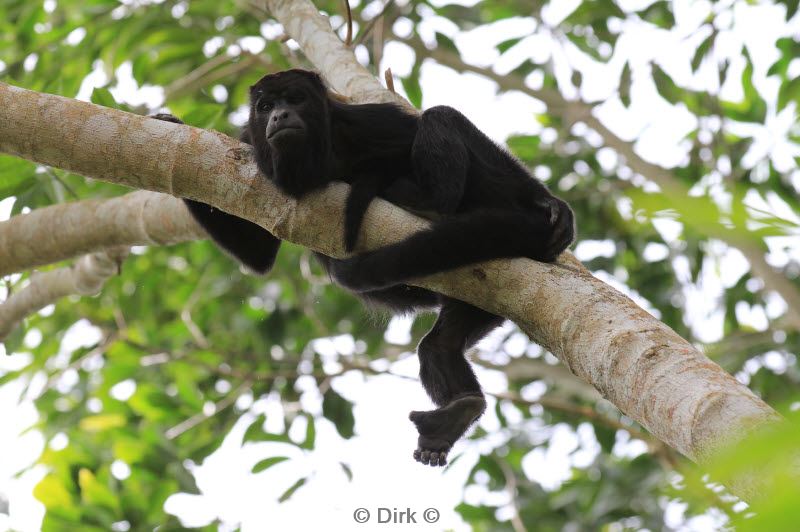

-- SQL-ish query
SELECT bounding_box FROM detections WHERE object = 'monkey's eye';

[256,98,273,113]
[287,92,305,104]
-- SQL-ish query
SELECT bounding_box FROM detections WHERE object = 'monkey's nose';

[272,110,290,122]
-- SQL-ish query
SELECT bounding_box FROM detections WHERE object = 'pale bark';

[0,191,202,340]
[265,0,405,106]
[0,248,128,339]
[0,0,784,501]
[0,190,204,278]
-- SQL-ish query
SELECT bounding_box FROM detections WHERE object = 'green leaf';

[434,32,458,54]
[768,37,799,78]
[2,325,26,355]
[78,468,120,511]
[565,32,605,61]
[619,61,632,107]
[566,0,625,26]
[651,63,681,104]
[506,135,540,163]
[784,0,800,19]
[691,29,715,72]
[496,37,523,54]
[251,456,289,473]
[339,461,353,482]
[638,1,676,28]
[277,477,306,503]
[737,48,767,121]
[243,415,292,444]
[0,157,37,197]
[509,59,540,79]
[79,414,127,432]
[90,87,117,109]
[300,414,316,450]
[400,61,422,109]
[595,425,616,453]
[570,69,583,89]
[182,104,225,129]
[33,476,77,517]
[243,414,267,442]
[455,502,495,521]
[322,388,355,439]
[777,76,800,111]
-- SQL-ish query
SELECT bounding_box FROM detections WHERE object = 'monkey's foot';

[409,394,486,467]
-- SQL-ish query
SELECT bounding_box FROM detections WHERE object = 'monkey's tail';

[344,179,383,252]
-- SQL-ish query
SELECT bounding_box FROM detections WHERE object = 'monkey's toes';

[413,447,448,467]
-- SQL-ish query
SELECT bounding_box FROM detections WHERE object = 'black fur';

[151,69,575,466]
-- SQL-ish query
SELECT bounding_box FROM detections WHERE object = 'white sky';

[1,0,799,530]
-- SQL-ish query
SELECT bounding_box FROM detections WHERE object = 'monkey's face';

[250,71,328,146]
[247,70,333,196]
[257,90,308,147]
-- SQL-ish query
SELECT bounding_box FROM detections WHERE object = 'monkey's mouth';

[267,127,302,139]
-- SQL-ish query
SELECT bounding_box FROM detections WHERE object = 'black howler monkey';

[153,69,575,467]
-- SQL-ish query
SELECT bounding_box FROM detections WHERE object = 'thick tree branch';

[0,0,783,501]
[0,191,203,340]
[0,190,204,278]
[265,0,406,105]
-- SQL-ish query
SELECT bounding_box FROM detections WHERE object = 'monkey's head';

[247,69,333,197]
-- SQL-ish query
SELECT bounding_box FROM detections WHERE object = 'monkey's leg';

[330,210,558,292]
[410,299,503,467]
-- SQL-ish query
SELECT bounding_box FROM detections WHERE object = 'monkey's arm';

[183,200,281,274]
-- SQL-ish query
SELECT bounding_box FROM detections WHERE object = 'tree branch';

[0,190,204,278]
[0,247,128,339]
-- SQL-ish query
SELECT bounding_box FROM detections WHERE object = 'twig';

[492,390,660,449]
[384,68,395,93]
[165,378,253,440]
[40,333,117,393]
[498,460,528,532]
[164,53,232,97]
[166,54,266,100]
[44,168,79,200]
[342,0,353,46]
[181,268,211,349]
[372,15,385,67]
[353,0,396,47]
